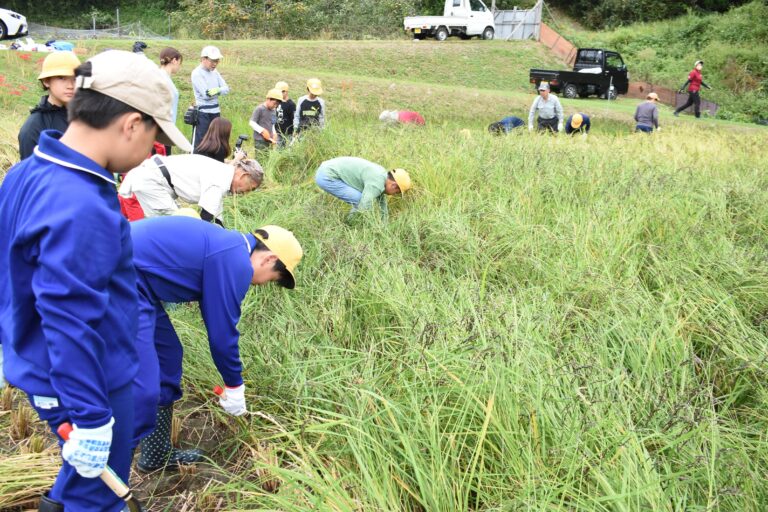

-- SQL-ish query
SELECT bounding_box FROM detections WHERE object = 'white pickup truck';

[404,0,495,41]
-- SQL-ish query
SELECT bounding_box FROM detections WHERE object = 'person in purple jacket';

[130,217,303,472]
[0,51,190,512]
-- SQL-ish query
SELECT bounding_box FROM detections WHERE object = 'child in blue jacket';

[0,50,190,512]
[129,216,303,472]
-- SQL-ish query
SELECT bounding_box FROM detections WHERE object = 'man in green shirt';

[315,157,411,221]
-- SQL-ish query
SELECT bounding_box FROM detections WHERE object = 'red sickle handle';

[57,422,74,441]
[213,385,225,398]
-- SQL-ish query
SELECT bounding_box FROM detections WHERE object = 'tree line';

[4,0,753,36]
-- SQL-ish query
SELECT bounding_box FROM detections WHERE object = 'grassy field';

[1,40,767,511]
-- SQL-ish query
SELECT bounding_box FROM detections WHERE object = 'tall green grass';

[0,40,766,510]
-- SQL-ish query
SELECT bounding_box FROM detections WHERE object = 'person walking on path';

[17,51,80,160]
[159,47,183,155]
[674,60,712,118]
[294,78,326,135]
[129,217,303,471]
[528,82,564,133]
[249,88,283,150]
[274,81,296,146]
[0,50,190,512]
[191,45,230,149]
[634,92,661,133]
[315,156,411,223]
[564,113,591,135]
[118,154,263,225]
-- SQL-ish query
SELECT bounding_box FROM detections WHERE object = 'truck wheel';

[0,21,7,40]
[435,27,449,41]
[563,84,579,99]
[482,27,494,40]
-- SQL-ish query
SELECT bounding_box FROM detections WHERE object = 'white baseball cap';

[201,46,223,60]
[76,50,192,152]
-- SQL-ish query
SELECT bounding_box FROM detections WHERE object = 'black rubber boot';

[38,492,64,512]
[137,404,204,473]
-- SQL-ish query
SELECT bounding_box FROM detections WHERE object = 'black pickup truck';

[530,48,629,100]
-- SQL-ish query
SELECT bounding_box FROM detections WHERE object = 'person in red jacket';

[379,110,426,126]
[674,60,712,118]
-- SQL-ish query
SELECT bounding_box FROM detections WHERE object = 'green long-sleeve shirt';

[320,157,388,221]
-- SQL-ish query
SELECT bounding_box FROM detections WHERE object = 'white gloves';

[557,122,564,132]
[218,384,247,416]
[61,418,114,478]
[528,124,533,132]
[656,127,662,132]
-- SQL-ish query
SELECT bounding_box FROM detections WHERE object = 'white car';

[0,7,28,40]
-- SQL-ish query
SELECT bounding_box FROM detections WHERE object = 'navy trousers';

[30,384,134,512]
[132,294,185,445]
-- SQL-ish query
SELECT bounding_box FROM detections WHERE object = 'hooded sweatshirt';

[17,95,69,160]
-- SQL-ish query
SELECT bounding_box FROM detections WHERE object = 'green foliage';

[547,0,752,29]
[570,1,768,122]
[1,36,767,510]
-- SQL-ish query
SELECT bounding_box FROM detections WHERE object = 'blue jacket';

[500,116,525,132]
[130,217,254,387]
[0,131,139,429]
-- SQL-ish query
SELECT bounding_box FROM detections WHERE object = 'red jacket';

[398,111,426,125]
[687,69,703,92]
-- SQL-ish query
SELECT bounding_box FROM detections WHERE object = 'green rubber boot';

[137,404,203,473]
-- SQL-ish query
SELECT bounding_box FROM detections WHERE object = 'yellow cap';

[646,92,659,101]
[275,81,289,92]
[173,207,201,219]
[38,51,81,80]
[391,168,412,194]
[571,113,583,129]
[253,225,303,289]
[306,78,323,95]
[266,88,283,101]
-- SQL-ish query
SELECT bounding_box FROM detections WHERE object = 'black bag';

[183,106,199,126]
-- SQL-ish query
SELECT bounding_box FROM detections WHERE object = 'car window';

[469,0,486,11]
[606,53,624,68]
[453,0,461,6]
[579,50,599,65]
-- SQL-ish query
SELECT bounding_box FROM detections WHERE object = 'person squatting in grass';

[488,116,525,135]
[379,110,426,126]
[635,92,661,133]
[250,88,283,150]
[17,51,80,160]
[0,50,191,512]
[118,153,263,226]
[529,82,564,133]
[315,156,412,223]
[129,217,303,472]
[195,116,234,162]
[564,113,591,136]
[191,45,230,150]
[674,60,712,119]
[294,78,326,135]
[274,80,296,146]
[158,47,183,156]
